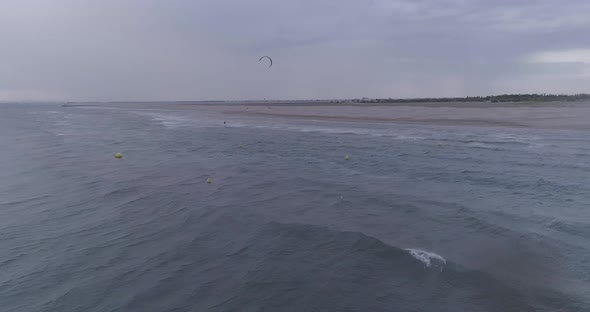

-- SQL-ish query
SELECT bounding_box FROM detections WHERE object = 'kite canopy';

[259,56,273,68]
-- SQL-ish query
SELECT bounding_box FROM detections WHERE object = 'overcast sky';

[1,0,590,101]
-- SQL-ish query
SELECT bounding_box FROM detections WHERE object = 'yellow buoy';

[114,152,123,159]
[345,155,350,160]
[207,178,212,184]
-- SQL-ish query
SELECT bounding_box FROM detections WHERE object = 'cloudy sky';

[1,0,590,101]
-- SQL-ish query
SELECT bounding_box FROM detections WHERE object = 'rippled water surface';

[1,103,589,311]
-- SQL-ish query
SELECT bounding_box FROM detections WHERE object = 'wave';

[114,220,548,311]
[0,194,51,206]
[405,248,446,268]
[545,219,590,238]
[7,213,586,312]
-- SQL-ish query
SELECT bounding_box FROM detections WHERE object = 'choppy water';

[1,103,589,311]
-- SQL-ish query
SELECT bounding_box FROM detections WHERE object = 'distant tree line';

[355,94,590,103]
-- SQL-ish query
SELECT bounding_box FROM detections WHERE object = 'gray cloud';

[1,0,590,101]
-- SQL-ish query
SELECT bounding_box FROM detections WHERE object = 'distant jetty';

[355,94,590,104]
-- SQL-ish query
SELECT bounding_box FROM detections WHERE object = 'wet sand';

[66,101,590,130]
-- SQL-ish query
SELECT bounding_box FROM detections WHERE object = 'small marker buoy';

[114,153,123,159]
[207,178,212,184]
[345,155,349,160]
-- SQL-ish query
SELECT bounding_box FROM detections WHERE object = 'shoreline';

[226,110,529,128]
[63,99,589,109]
[63,101,590,130]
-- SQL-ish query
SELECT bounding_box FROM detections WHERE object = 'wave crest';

[405,248,446,268]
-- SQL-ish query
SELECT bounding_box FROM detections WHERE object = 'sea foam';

[405,248,446,268]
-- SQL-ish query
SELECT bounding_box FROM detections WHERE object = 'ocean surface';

[1,103,589,311]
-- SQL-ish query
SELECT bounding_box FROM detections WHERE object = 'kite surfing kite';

[259,56,273,69]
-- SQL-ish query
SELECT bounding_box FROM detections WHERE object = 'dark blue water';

[1,103,589,311]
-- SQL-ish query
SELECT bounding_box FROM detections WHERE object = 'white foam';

[466,142,497,150]
[135,112,193,128]
[489,132,540,142]
[151,115,188,128]
[226,121,430,140]
[405,248,446,267]
[395,135,426,140]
